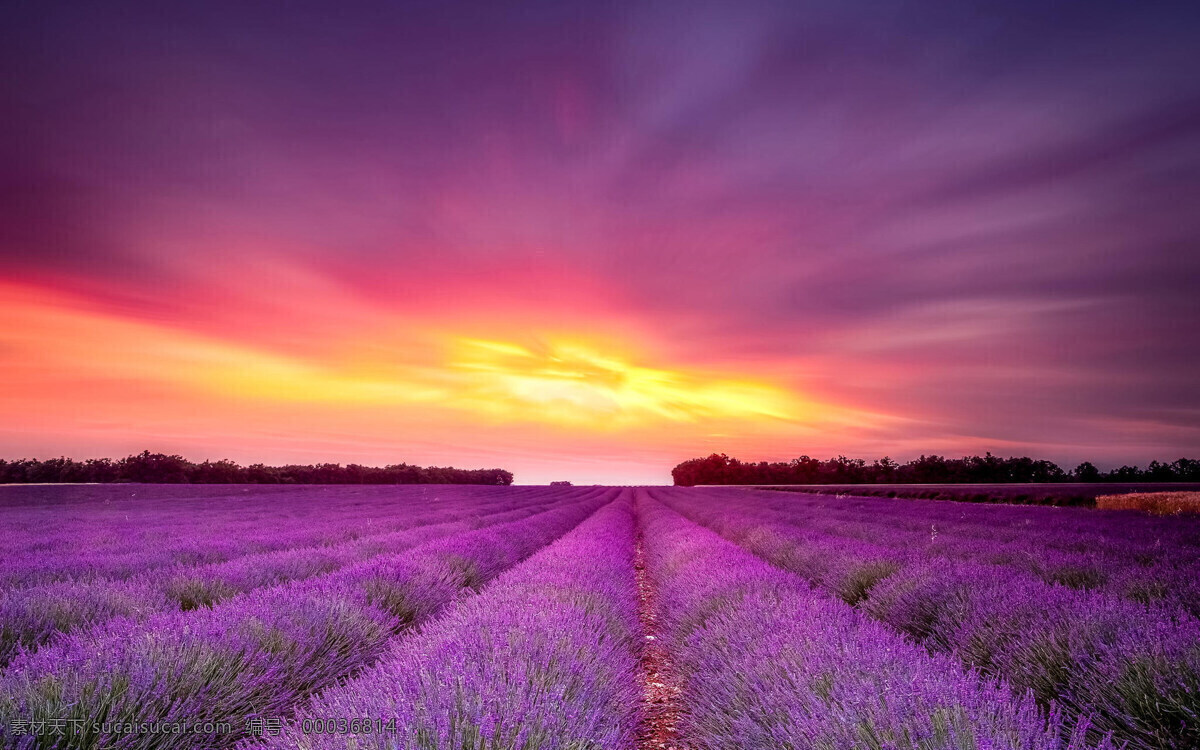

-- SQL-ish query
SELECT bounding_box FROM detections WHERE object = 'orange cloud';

[0,281,854,454]
[1,280,815,422]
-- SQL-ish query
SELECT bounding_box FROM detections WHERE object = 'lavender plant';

[250,499,641,750]
[0,485,537,588]
[660,487,1199,749]
[638,495,1113,750]
[0,492,611,750]
[0,493,567,667]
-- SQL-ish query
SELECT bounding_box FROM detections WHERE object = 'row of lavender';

[0,485,1153,749]
[247,490,1110,749]
[0,486,416,571]
[0,487,613,749]
[676,486,1200,618]
[0,487,571,667]
[658,487,1200,750]
[636,496,1111,749]
[702,486,1200,616]
[254,496,644,749]
[726,485,1200,564]
[0,484,341,509]
[1,486,556,596]
[0,485,549,587]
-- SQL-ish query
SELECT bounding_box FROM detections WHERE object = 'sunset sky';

[2,0,1198,484]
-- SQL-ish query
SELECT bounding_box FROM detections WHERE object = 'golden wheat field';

[1095,491,1200,515]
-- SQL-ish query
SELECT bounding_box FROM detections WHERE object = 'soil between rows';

[633,529,686,750]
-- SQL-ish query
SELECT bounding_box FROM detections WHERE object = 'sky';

[2,0,1198,484]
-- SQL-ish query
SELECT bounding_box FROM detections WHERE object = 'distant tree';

[670,453,1196,486]
[789,456,822,483]
[1172,458,1200,481]
[118,451,191,483]
[191,459,244,483]
[1145,460,1177,481]
[1109,465,1143,481]
[872,456,898,482]
[1072,461,1101,482]
[0,452,517,486]
[900,455,951,483]
[671,453,734,486]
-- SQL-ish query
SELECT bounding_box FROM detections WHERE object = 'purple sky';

[2,0,1198,482]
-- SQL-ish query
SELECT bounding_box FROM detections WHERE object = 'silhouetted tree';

[0,452,514,485]
[671,453,1199,486]
[1073,461,1101,482]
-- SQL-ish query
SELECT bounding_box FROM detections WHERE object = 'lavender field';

[1,485,1197,749]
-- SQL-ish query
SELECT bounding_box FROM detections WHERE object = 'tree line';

[671,453,1200,487]
[0,451,514,485]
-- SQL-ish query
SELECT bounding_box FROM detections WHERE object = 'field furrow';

[632,499,685,750]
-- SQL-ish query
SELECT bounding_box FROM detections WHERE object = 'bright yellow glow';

[444,337,805,428]
[0,282,830,459]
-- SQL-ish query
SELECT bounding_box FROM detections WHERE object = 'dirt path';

[634,520,687,750]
